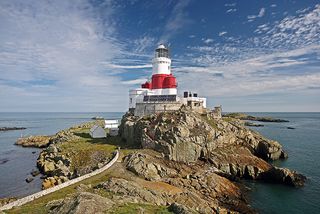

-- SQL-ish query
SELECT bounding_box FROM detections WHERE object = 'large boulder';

[123,152,177,181]
[260,167,306,187]
[47,192,114,214]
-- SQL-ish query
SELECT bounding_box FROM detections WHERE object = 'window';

[130,98,132,103]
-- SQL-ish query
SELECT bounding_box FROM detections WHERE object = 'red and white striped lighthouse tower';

[141,44,177,95]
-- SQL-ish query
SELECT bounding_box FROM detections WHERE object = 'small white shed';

[104,119,119,129]
[89,125,106,138]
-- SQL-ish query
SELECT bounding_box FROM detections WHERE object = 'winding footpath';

[0,150,119,211]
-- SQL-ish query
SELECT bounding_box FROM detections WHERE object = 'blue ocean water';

[0,112,319,213]
[244,112,320,213]
[0,112,123,198]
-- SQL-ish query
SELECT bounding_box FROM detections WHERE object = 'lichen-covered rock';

[119,109,287,163]
[15,135,51,148]
[47,192,114,214]
[124,152,177,181]
[118,151,253,213]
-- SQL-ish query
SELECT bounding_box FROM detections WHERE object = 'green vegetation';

[5,123,156,213]
[200,114,222,131]
[58,128,117,171]
[222,117,234,123]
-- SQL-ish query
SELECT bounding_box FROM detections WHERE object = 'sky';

[0,0,319,112]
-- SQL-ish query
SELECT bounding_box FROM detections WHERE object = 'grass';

[56,128,118,172]
[222,117,234,123]
[200,114,221,131]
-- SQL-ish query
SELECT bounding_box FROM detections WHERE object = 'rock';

[98,177,168,206]
[124,152,177,181]
[224,113,289,122]
[0,158,9,165]
[43,161,56,173]
[15,135,51,148]
[0,127,26,131]
[261,167,307,187]
[119,109,287,163]
[119,109,305,187]
[0,197,17,207]
[31,169,40,177]
[25,177,34,183]
[244,122,264,127]
[42,177,57,189]
[168,203,194,214]
[47,192,114,214]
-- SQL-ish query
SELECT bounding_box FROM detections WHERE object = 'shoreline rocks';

[15,136,51,148]
[0,127,26,132]
[224,113,289,122]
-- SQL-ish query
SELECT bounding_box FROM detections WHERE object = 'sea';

[0,112,319,213]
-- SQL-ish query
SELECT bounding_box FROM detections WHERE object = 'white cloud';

[258,8,266,17]
[133,36,156,53]
[226,8,237,13]
[0,0,130,112]
[160,0,192,42]
[203,38,214,44]
[108,64,152,69]
[219,31,227,36]
[247,7,266,21]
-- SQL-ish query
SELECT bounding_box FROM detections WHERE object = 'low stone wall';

[0,150,119,211]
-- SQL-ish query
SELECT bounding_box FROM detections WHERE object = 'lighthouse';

[141,44,177,96]
[129,44,207,116]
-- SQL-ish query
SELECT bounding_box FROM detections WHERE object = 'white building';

[104,120,119,137]
[89,125,106,138]
[104,120,119,129]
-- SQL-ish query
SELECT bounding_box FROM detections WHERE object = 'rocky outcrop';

[224,112,289,122]
[260,167,306,187]
[119,109,287,162]
[47,192,114,214]
[0,127,26,131]
[118,151,253,213]
[124,152,177,181]
[36,122,111,189]
[244,122,264,127]
[119,109,304,187]
[168,203,196,214]
[37,144,73,189]
[16,136,51,148]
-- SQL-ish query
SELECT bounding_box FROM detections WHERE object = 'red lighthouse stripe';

[151,74,177,89]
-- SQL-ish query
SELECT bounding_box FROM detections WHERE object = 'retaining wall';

[0,150,119,211]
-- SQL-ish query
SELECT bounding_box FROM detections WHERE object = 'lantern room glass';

[155,48,169,58]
